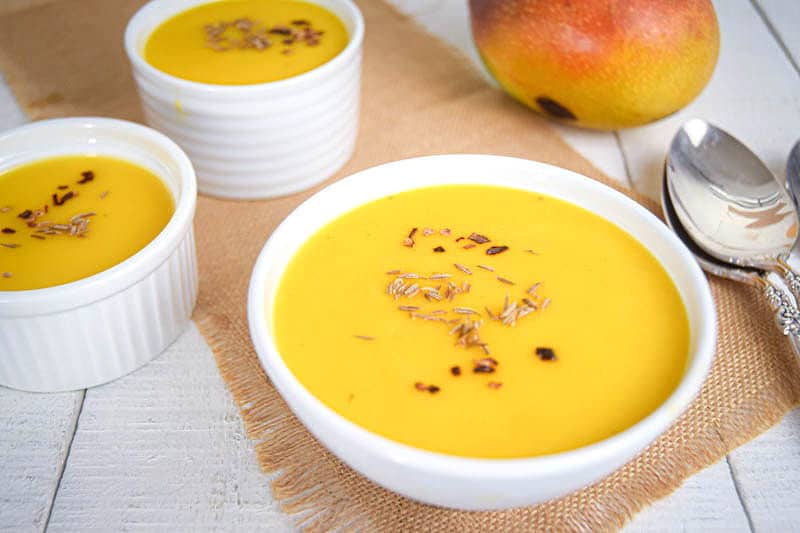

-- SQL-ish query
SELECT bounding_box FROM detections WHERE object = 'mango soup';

[272,185,690,458]
[144,0,349,85]
[0,156,174,291]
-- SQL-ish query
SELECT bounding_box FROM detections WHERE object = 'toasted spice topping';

[354,335,375,341]
[473,357,498,373]
[450,365,461,376]
[57,185,69,190]
[496,276,515,285]
[488,381,503,389]
[535,347,556,361]
[385,269,401,275]
[527,282,542,295]
[99,190,110,200]
[454,263,472,275]
[1,272,11,278]
[1,228,15,234]
[402,227,417,247]
[428,273,451,280]
[52,191,75,206]
[0,206,10,213]
[291,19,310,26]
[398,305,420,311]
[525,249,539,255]
[422,227,435,236]
[440,228,451,236]
[453,307,478,315]
[468,233,490,244]
[486,245,508,255]
[18,209,33,220]
[477,264,494,272]
[204,17,325,51]
[462,243,476,249]
[30,234,45,240]
[1,243,20,249]
[414,382,440,394]
[433,246,446,253]
[77,170,94,184]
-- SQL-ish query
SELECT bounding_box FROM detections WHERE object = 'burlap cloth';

[1,1,799,530]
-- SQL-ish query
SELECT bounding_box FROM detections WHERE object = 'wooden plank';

[727,409,800,532]
[0,389,83,532]
[754,0,800,75]
[618,0,800,200]
[622,460,751,533]
[46,324,294,532]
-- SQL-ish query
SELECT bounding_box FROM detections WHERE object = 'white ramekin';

[124,0,364,199]
[247,155,717,510]
[0,118,198,393]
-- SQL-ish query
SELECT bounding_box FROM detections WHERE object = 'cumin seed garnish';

[30,234,45,240]
[453,307,478,315]
[57,185,69,190]
[485,306,498,320]
[462,243,476,249]
[0,206,10,213]
[354,335,375,341]
[477,264,494,272]
[99,190,110,200]
[486,245,509,255]
[1,272,11,278]
[454,263,472,275]
[488,381,503,389]
[542,297,551,309]
[385,269,401,275]
[18,209,32,220]
[428,273,451,280]
[440,228,451,236]
[525,249,539,255]
[291,19,310,26]
[398,273,420,279]
[527,282,542,295]
[497,276,515,285]
[398,305,419,311]
[1,228,15,234]
[422,227,435,236]
[433,246,445,253]
[468,232,490,244]
[77,170,94,184]
[1,243,20,248]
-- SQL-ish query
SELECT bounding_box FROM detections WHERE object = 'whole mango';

[469,0,720,130]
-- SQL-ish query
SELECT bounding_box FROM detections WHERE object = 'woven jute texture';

[2,0,799,530]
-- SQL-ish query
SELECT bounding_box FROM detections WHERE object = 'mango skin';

[470,0,720,130]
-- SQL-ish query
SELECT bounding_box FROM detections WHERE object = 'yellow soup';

[273,185,690,458]
[144,0,349,85]
[0,156,175,291]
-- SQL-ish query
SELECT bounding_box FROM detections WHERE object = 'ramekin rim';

[123,0,365,95]
[0,117,197,312]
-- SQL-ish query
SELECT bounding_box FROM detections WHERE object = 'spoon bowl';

[666,118,798,268]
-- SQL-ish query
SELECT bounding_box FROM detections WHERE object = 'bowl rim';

[0,117,197,314]
[124,0,365,95]
[247,154,717,478]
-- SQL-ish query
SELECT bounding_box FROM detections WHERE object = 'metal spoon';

[782,139,800,302]
[661,171,800,337]
[666,118,800,296]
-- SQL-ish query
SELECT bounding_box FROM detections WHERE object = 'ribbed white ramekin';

[124,0,364,199]
[0,118,198,392]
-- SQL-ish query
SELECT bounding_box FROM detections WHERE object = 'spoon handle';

[763,276,800,336]
[777,255,800,307]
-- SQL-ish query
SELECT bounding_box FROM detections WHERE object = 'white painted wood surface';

[1,1,799,531]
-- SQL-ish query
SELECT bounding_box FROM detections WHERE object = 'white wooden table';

[2,1,799,530]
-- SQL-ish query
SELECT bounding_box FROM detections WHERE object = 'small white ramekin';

[0,118,198,393]
[124,0,364,199]
[247,155,717,510]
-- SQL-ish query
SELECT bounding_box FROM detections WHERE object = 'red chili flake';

[450,366,461,376]
[18,210,32,220]
[455,236,464,242]
[77,170,94,184]
[486,246,509,255]
[268,25,292,35]
[462,243,476,249]
[414,382,427,391]
[1,228,15,234]
[291,19,310,26]
[468,233,490,244]
[427,385,440,394]
[535,347,557,361]
[52,191,74,206]
[433,246,446,253]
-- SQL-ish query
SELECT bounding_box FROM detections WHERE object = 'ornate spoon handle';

[778,255,800,306]
[762,276,800,336]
